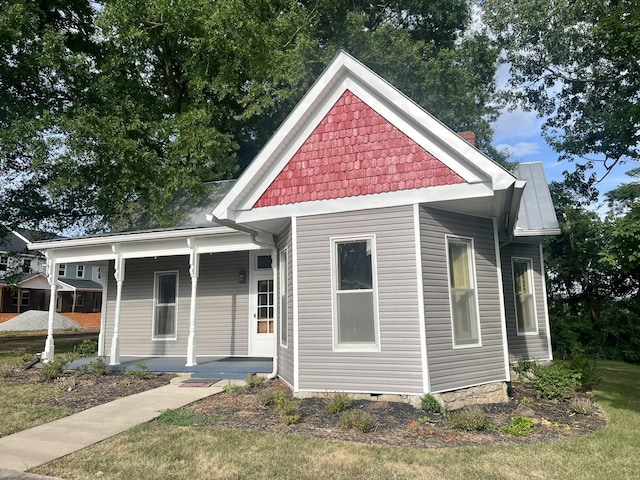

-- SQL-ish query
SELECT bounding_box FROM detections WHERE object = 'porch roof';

[58,279,103,292]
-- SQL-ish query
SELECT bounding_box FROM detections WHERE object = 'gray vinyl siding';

[501,242,551,361]
[296,205,424,394]
[104,252,250,358]
[420,207,507,392]
[276,222,294,386]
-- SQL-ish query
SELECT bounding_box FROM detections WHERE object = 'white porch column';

[186,238,199,366]
[43,253,58,363]
[110,245,125,366]
[97,262,109,357]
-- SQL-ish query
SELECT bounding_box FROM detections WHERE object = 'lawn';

[31,360,640,480]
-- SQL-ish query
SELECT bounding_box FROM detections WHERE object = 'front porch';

[68,356,273,380]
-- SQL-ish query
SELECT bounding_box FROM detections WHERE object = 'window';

[153,272,178,339]
[76,265,84,278]
[279,249,289,346]
[11,291,18,306]
[0,256,7,271]
[21,290,30,307]
[75,292,84,307]
[256,255,272,269]
[513,258,538,335]
[58,264,66,277]
[22,259,31,272]
[447,237,481,347]
[332,237,378,349]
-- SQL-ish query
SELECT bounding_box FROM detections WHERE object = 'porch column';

[71,288,77,313]
[110,245,125,366]
[186,238,199,366]
[42,254,58,363]
[97,262,108,357]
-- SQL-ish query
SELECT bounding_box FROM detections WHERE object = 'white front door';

[250,269,275,357]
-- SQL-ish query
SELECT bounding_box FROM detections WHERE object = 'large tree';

[2,0,503,234]
[483,0,640,184]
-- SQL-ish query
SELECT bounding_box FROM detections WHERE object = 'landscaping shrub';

[447,406,490,431]
[256,388,277,406]
[127,362,151,379]
[500,416,535,436]
[245,374,266,388]
[273,391,302,425]
[38,356,68,381]
[340,409,374,432]
[72,339,98,357]
[531,362,580,400]
[222,381,244,395]
[326,393,353,414]
[88,357,109,375]
[420,393,441,413]
[569,356,602,389]
[569,397,596,416]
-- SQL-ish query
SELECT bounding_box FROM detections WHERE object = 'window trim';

[21,290,30,306]
[512,257,539,336]
[330,235,380,352]
[152,270,179,341]
[75,292,84,307]
[445,235,482,349]
[0,255,8,271]
[279,248,289,348]
[76,265,84,278]
[58,264,66,277]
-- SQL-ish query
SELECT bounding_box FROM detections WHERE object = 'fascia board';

[514,228,562,237]
[235,182,494,223]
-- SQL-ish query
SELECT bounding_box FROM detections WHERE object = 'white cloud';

[495,141,540,158]
[493,108,544,141]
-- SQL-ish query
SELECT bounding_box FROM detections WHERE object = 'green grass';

[29,360,640,480]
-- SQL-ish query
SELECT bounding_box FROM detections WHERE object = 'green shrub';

[513,358,537,374]
[417,415,431,424]
[447,406,490,431]
[88,357,109,375]
[273,391,302,424]
[500,416,536,436]
[72,339,98,357]
[326,393,353,414]
[38,356,68,381]
[245,374,266,388]
[531,362,580,400]
[222,381,244,394]
[340,409,374,432]
[420,394,442,413]
[569,397,596,416]
[127,362,151,379]
[256,388,277,406]
[569,356,602,389]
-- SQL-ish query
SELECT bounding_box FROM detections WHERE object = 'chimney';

[458,131,476,146]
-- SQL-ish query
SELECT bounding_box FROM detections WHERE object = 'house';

[29,52,559,403]
[0,230,103,314]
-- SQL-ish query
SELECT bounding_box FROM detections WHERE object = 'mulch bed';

[184,380,606,448]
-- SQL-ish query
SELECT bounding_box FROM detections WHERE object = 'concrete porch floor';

[67,356,273,380]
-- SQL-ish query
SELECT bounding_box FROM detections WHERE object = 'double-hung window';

[153,272,178,339]
[332,236,379,349]
[279,249,289,347]
[76,265,84,278]
[447,236,481,347]
[512,258,538,334]
[0,256,8,271]
[21,290,30,307]
[58,264,66,277]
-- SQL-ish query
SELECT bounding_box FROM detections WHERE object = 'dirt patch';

[184,380,606,448]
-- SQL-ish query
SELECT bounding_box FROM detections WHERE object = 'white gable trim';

[213,51,515,222]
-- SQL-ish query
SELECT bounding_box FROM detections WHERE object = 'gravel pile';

[0,310,82,331]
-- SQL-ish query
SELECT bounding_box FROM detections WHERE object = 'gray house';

[30,52,559,402]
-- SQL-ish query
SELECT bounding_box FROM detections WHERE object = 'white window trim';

[445,235,482,349]
[152,270,179,341]
[76,265,84,278]
[21,290,30,306]
[76,292,84,307]
[330,235,380,352]
[0,255,8,266]
[279,247,289,348]
[512,257,539,336]
[58,264,66,277]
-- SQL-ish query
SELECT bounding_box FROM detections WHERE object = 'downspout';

[206,214,279,380]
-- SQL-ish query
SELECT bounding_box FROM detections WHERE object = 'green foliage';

[500,416,535,437]
[222,381,244,395]
[158,408,229,426]
[339,408,374,433]
[420,394,442,413]
[417,415,431,425]
[569,397,596,416]
[569,355,602,389]
[531,363,580,401]
[38,356,68,381]
[245,374,266,388]
[513,358,537,375]
[127,362,151,379]
[273,390,302,425]
[447,407,490,431]
[325,393,353,414]
[87,357,109,376]
[72,339,98,358]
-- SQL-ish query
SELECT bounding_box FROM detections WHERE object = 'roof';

[0,272,43,286]
[0,232,29,254]
[514,162,561,236]
[58,279,103,291]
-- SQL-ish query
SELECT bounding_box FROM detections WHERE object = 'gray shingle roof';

[58,279,103,290]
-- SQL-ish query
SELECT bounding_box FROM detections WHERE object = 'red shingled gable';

[253,90,464,208]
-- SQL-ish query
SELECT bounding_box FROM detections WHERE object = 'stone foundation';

[292,381,509,410]
[433,382,509,410]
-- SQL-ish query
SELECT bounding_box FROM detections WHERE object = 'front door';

[250,256,275,356]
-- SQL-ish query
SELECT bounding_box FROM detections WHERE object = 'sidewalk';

[0,375,231,473]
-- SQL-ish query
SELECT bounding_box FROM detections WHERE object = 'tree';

[483,0,640,182]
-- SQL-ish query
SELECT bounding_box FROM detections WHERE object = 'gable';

[254,91,464,208]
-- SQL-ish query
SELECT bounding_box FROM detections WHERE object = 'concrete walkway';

[0,375,232,473]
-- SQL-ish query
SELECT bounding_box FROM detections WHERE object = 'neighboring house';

[0,231,102,314]
[30,52,559,402]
